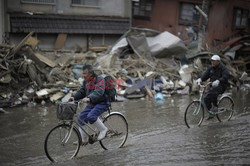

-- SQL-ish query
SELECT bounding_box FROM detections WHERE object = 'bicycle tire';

[100,112,128,150]
[184,101,204,128]
[217,96,234,122]
[44,123,81,162]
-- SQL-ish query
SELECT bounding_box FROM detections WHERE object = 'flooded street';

[1,88,250,166]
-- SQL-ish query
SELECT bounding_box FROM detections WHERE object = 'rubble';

[0,28,249,107]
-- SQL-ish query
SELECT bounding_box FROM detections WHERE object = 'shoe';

[98,127,108,141]
[93,118,108,141]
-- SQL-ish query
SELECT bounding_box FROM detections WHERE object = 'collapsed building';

[0,28,249,108]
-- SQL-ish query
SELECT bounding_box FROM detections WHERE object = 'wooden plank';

[137,71,153,98]
[24,36,39,49]
[34,52,57,67]
[5,32,34,59]
[89,46,108,52]
[126,94,146,99]
[54,34,67,50]
[50,92,65,102]
[0,44,14,49]
[36,89,49,97]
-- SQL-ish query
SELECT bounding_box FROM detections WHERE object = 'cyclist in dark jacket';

[71,64,109,144]
[196,55,229,119]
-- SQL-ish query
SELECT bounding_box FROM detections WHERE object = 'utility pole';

[0,0,6,44]
[196,0,209,51]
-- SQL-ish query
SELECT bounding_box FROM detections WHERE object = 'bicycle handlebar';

[68,98,90,104]
[197,82,212,95]
[198,82,212,88]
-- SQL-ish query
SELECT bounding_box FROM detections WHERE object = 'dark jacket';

[73,74,107,104]
[201,63,229,90]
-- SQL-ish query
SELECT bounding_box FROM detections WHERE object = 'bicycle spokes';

[193,104,201,116]
[106,129,122,138]
[44,124,81,162]
[217,96,234,122]
[184,101,204,128]
[99,113,128,150]
[61,126,73,144]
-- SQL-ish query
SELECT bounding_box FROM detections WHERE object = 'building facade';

[132,0,250,48]
[6,0,131,50]
[0,0,7,44]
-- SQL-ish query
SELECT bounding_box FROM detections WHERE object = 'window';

[179,2,201,25]
[233,8,249,29]
[72,0,99,7]
[21,0,55,5]
[133,0,154,19]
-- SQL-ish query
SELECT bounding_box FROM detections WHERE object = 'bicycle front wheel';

[44,124,81,162]
[184,101,204,128]
[217,96,234,122]
[100,112,128,150]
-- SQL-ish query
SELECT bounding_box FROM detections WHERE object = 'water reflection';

[0,89,249,165]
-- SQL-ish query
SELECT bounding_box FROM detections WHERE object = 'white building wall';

[7,0,130,17]
[7,0,130,51]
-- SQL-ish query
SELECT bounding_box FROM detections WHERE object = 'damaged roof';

[10,13,130,34]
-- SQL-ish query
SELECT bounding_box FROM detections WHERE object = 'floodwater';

[0,88,250,166]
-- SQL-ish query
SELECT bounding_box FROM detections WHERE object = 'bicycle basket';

[56,102,77,120]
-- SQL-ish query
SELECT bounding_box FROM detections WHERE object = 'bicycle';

[44,101,128,162]
[184,82,234,128]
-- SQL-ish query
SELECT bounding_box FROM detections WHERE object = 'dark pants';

[78,102,110,125]
[204,86,225,111]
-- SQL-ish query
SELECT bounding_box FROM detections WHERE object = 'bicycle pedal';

[88,137,95,144]
[88,134,97,144]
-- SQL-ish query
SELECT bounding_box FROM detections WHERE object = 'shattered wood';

[1,28,249,107]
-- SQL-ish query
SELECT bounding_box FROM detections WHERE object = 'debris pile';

[0,28,249,108]
[96,28,250,99]
[0,32,81,107]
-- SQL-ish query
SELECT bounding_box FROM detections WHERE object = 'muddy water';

[0,88,250,166]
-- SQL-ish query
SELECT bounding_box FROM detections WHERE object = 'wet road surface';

[0,88,250,165]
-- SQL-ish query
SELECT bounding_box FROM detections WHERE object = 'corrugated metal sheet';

[10,13,130,34]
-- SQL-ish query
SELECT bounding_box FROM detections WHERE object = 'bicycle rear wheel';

[100,112,128,150]
[44,124,81,162]
[184,101,204,128]
[217,96,234,122]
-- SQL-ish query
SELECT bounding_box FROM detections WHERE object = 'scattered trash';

[41,100,46,105]
[0,28,249,107]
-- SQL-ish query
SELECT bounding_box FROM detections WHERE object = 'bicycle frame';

[193,82,211,115]
[185,82,234,128]
[44,101,129,162]
[60,105,118,145]
[194,82,233,115]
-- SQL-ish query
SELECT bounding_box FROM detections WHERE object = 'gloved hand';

[195,78,202,85]
[212,80,220,87]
